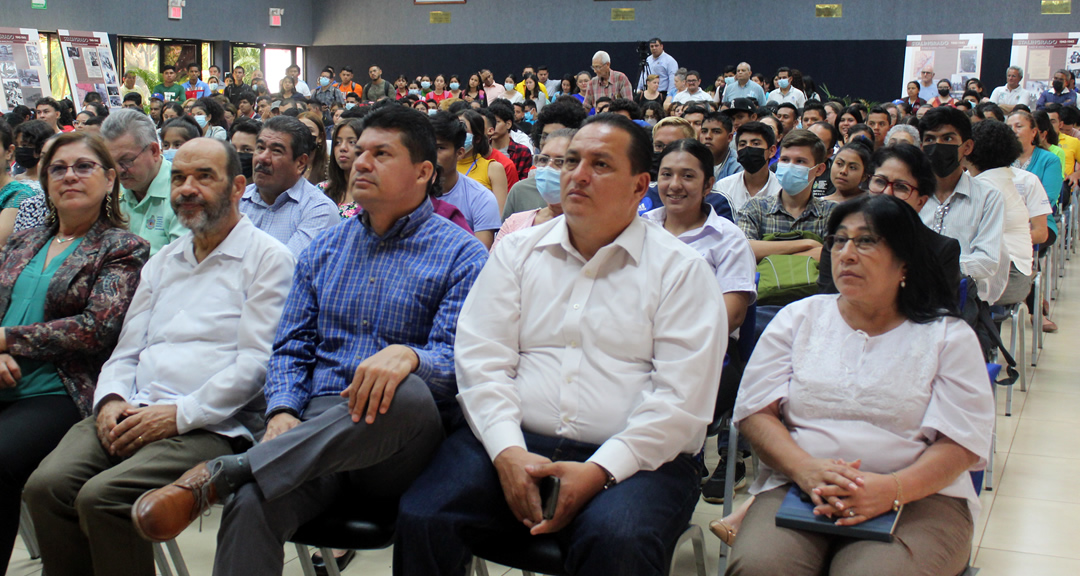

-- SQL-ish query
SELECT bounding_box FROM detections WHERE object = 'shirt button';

[570,341,578,348]
[585,270,595,278]
[362,320,369,326]
[562,416,570,424]
[573,304,581,310]
[565,376,572,383]
[369,277,376,283]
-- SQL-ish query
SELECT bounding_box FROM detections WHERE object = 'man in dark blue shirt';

[131,106,489,576]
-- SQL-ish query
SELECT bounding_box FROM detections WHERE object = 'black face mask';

[1053,80,1064,93]
[924,143,961,178]
[14,146,38,169]
[737,146,768,173]
[938,88,951,97]
[237,152,254,179]
[650,150,663,181]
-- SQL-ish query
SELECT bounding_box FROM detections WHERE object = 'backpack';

[756,231,822,306]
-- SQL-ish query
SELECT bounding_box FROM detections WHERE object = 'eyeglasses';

[533,155,566,169]
[824,234,883,254]
[46,160,104,180]
[116,144,151,172]
[864,175,917,199]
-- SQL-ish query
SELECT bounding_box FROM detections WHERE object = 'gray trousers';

[994,263,1034,307]
[212,374,444,576]
[23,417,236,576]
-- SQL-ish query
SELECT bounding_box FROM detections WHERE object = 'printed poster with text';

[57,30,121,112]
[0,28,51,112]
[901,34,984,99]
[1010,33,1080,95]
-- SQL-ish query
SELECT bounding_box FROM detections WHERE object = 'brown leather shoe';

[131,461,221,542]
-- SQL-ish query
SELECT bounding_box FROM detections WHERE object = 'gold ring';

[848,509,856,517]
[138,436,144,444]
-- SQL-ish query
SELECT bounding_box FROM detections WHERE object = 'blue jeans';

[394,427,702,576]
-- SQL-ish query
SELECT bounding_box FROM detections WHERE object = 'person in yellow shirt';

[1046,104,1079,186]
[515,66,548,102]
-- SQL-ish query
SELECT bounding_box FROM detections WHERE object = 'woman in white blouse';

[724,194,994,576]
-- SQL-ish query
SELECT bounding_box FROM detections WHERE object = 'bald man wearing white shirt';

[395,114,727,576]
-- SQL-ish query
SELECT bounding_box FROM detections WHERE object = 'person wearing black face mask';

[713,121,782,215]
[930,80,957,108]
[917,106,1007,305]
[1035,69,1077,109]
[12,119,54,195]
[228,119,261,187]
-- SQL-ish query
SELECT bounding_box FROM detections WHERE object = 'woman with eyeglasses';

[491,128,576,250]
[0,131,148,572]
[723,193,993,576]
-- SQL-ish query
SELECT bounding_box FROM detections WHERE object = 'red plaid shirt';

[583,70,634,110]
[505,141,533,181]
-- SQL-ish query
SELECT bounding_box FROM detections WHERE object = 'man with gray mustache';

[240,115,339,256]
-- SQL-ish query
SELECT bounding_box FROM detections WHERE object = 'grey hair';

[592,51,611,65]
[100,108,159,149]
[1007,65,1024,78]
[885,124,921,148]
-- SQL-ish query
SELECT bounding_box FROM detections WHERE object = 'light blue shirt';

[720,80,766,105]
[182,79,212,99]
[714,146,743,181]
[441,174,501,233]
[240,178,340,256]
[638,51,679,93]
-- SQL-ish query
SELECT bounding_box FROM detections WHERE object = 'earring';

[105,197,116,221]
[900,278,907,288]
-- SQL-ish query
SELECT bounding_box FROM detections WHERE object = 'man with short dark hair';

[737,129,834,262]
[182,63,211,100]
[285,64,311,97]
[1036,69,1077,108]
[637,37,678,96]
[395,113,726,576]
[488,100,533,181]
[237,116,338,255]
[229,119,261,186]
[224,66,248,105]
[721,97,758,132]
[33,98,62,133]
[149,97,164,126]
[682,103,708,138]
[774,103,798,138]
[255,95,274,120]
[671,70,711,105]
[24,138,294,576]
[431,111,501,248]
[714,121,781,214]
[121,92,143,110]
[312,67,344,109]
[801,102,826,127]
[131,107,489,576]
[701,111,742,181]
[866,106,892,148]
[152,65,185,103]
[766,67,806,107]
[120,70,150,105]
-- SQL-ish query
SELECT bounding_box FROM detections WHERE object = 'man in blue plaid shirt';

[132,106,489,575]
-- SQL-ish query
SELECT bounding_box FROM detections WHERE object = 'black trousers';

[0,394,81,572]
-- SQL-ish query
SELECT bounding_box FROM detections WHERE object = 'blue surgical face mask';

[463,132,474,150]
[319,77,331,87]
[345,102,356,110]
[421,81,431,90]
[524,112,534,122]
[408,89,420,96]
[428,109,437,116]
[775,162,814,195]
[162,148,177,161]
[449,82,460,91]
[534,167,562,205]
[504,82,515,91]
[778,78,790,89]
[194,114,208,128]
[208,82,218,92]
[724,76,736,86]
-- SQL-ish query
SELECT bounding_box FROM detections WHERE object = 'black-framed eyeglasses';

[534,155,566,169]
[864,174,917,199]
[116,144,151,172]
[46,160,104,180]
[824,234,883,254]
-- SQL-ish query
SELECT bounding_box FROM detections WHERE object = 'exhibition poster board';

[1010,33,1080,95]
[901,33,984,99]
[0,27,50,112]
[57,29,122,112]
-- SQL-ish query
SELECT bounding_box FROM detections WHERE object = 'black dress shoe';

[312,549,356,575]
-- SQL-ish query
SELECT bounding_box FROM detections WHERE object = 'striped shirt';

[919,172,1006,302]
[264,198,489,415]
[240,178,340,257]
[582,70,634,110]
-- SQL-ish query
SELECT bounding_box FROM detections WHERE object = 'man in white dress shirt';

[23,138,295,576]
[394,114,728,575]
[989,66,1036,113]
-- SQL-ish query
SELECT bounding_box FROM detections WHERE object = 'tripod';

[636,58,652,95]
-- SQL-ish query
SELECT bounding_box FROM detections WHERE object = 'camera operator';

[636,37,679,98]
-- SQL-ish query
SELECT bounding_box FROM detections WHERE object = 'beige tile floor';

[8,258,1080,576]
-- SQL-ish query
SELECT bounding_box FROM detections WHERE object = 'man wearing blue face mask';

[312,67,344,109]
[100,109,187,255]
[432,112,501,249]
[718,62,767,106]
[736,129,834,262]
[765,67,807,108]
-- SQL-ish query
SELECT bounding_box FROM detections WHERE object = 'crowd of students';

[0,49,1077,576]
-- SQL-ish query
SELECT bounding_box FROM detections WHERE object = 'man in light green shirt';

[101,109,187,255]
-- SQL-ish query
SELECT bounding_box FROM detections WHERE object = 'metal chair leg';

[1039,255,1048,350]
[1031,270,1041,367]
[468,556,491,576]
[1017,305,1027,392]
[18,501,40,560]
[165,539,190,576]
[154,543,175,576]
[986,384,996,491]
[670,524,707,576]
[295,543,318,576]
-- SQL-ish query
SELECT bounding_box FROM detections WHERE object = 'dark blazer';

[818,228,963,304]
[0,220,149,417]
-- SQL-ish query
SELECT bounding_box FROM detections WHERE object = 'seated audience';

[737,130,835,262]
[130,107,489,576]
[726,194,994,576]
[0,132,149,572]
[395,113,727,576]
[159,117,202,159]
[822,140,871,203]
[319,118,363,218]
[23,138,294,576]
[0,122,35,244]
[430,111,500,247]
[884,124,920,147]
[457,110,509,213]
[714,121,782,215]
[494,128,575,249]
[240,115,340,255]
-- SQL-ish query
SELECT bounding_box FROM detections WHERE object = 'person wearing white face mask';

[736,129,834,262]
[766,67,807,107]
[492,128,576,250]
[190,97,228,140]
[159,118,201,163]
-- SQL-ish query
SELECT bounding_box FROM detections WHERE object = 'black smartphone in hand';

[539,476,561,520]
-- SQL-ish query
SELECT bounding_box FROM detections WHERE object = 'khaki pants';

[726,484,973,576]
[23,417,236,576]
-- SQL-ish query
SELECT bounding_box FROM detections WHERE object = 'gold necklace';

[55,235,79,244]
